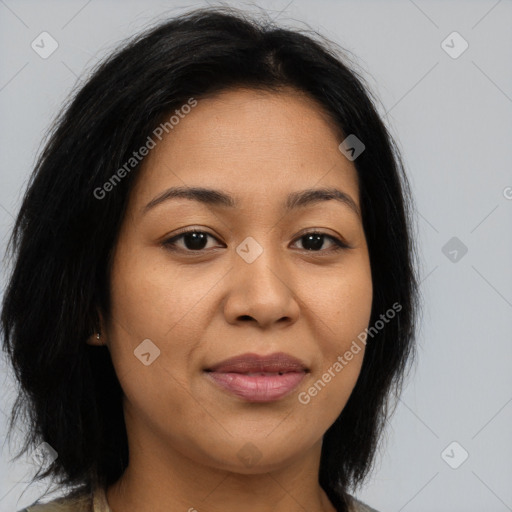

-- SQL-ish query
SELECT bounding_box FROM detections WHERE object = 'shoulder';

[17,492,93,512]
[346,493,380,512]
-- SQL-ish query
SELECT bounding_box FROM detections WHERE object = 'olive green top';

[20,485,379,512]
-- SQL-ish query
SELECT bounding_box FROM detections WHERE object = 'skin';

[89,87,373,512]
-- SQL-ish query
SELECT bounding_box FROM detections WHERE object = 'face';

[100,87,373,474]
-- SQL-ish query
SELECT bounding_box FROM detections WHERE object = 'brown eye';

[162,230,222,252]
[292,232,349,252]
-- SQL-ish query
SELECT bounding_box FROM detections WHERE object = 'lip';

[205,352,309,373]
[204,352,309,402]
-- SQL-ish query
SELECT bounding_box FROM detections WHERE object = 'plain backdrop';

[1,1,511,511]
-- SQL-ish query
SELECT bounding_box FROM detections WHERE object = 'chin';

[197,437,316,474]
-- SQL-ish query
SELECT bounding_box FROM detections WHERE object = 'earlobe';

[86,332,104,346]
[86,309,106,345]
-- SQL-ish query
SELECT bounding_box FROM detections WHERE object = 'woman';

[1,6,419,512]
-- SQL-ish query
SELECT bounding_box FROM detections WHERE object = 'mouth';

[204,352,309,402]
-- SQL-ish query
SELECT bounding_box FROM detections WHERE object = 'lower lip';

[205,371,306,402]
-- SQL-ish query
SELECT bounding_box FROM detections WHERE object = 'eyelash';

[161,229,350,254]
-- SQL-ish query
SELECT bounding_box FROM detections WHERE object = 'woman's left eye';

[292,232,349,252]
[162,230,348,254]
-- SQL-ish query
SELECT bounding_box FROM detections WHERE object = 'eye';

[162,229,222,253]
[291,231,349,253]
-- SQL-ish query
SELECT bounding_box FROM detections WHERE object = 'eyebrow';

[143,185,360,217]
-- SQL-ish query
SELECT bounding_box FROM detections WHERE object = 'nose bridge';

[235,232,287,292]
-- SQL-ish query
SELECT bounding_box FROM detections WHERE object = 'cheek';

[299,259,372,410]
[335,276,373,347]
[105,252,188,399]
[108,244,211,344]
[307,259,373,353]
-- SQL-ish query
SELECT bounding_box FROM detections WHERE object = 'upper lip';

[205,352,309,373]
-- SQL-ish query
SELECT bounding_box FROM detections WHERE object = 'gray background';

[1,1,511,511]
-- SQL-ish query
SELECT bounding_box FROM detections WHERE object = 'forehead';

[130,87,359,211]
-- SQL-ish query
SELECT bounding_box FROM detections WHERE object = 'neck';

[106,438,337,512]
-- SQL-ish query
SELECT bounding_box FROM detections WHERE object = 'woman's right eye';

[162,230,222,253]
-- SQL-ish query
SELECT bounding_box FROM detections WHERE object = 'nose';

[222,240,300,330]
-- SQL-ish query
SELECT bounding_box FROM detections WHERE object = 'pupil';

[304,234,323,251]
[184,232,208,250]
